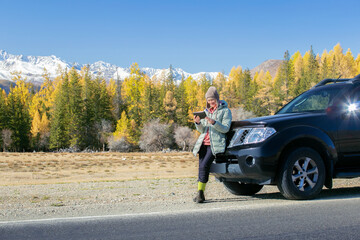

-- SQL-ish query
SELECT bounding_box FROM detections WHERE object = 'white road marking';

[1,196,359,225]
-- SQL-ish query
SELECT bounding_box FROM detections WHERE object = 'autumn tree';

[253,71,277,116]
[299,46,319,93]
[212,72,227,99]
[113,111,131,141]
[273,50,295,107]
[121,63,146,142]
[163,90,177,124]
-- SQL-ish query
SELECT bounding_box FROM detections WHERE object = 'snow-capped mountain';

[0,50,220,84]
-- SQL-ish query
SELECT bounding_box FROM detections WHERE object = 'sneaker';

[193,190,205,203]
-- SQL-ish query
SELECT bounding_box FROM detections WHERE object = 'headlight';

[229,127,276,147]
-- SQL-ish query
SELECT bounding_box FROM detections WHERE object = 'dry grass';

[0,152,198,185]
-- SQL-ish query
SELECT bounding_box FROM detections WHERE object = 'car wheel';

[277,147,325,200]
[223,181,263,196]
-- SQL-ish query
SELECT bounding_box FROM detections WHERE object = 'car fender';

[274,125,337,188]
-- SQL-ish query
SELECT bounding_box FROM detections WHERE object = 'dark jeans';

[198,145,215,183]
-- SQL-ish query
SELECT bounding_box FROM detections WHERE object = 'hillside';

[250,59,282,78]
[0,79,14,94]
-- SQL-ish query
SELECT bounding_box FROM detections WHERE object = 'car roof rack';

[313,74,360,88]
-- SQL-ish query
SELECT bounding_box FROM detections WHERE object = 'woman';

[193,86,232,203]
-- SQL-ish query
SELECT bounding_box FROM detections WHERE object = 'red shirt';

[203,105,217,145]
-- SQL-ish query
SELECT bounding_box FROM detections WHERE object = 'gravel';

[1,177,360,222]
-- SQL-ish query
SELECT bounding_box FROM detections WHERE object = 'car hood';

[231,112,325,129]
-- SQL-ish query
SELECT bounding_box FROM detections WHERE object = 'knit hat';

[205,86,220,109]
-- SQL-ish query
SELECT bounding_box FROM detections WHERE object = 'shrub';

[139,119,173,152]
[174,126,197,151]
[1,129,13,152]
[108,136,131,152]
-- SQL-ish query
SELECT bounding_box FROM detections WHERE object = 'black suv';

[210,74,360,200]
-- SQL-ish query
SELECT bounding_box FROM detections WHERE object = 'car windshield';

[277,85,345,114]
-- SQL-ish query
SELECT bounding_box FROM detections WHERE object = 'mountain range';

[0,50,222,84]
[0,50,282,87]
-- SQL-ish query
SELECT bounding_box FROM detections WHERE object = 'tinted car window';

[350,86,360,102]
[277,85,345,114]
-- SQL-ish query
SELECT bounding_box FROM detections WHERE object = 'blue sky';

[1,0,360,73]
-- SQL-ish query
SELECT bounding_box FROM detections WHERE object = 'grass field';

[0,152,198,185]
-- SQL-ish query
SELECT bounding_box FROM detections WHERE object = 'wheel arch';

[274,127,337,189]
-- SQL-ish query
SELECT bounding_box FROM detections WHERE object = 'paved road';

[1,196,360,240]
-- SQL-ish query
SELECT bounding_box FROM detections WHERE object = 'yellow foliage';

[31,110,41,137]
[356,54,360,74]
[40,113,50,134]
[293,52,303,82]
[113,111,130,140]
[30,69,55,118]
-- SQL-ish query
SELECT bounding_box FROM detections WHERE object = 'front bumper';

[210,142,279,185]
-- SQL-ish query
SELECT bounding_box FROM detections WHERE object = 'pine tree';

[6,72,32,151]
[174,75,191,126]
[300,46,319,92]
[99,78,113,122]
[142,75,159,124]
[247,71,259,113]
[273,50,295,107]
[50,71,71,150]
[292,51,303,96]
[165,65,176,92]
[68,67,85,149]
[81,66,98,148]
[108,76,125,123]
[0,90,7,130]
[0,90,7,149]
[320,50,330,80]
[196,74,211,110]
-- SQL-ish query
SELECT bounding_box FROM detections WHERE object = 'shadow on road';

[207,186,360,203]
[316,186,360,200]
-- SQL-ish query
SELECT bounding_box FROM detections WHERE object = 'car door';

[336,85,360,169]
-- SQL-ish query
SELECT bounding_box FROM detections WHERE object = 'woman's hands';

[194,115,200,124]
[194,116,215,125]
[205,117,215,125]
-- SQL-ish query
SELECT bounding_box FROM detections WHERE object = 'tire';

[277,147,325,200]
[223,181,264,196]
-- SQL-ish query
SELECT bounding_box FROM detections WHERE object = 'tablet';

[193,111,206,119]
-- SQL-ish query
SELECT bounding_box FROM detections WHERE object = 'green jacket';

[193,100,232,156]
